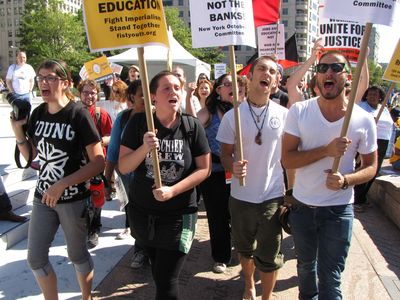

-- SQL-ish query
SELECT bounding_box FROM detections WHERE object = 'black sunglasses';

[315,63,349,74]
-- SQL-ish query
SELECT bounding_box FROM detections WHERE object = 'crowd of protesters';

[2,40,400,300]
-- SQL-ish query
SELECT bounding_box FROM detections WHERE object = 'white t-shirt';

[6,63,36,94]
[217,101,288,204]
[96,100,127,123]
[358,101,393,140]
[284,98,377,206]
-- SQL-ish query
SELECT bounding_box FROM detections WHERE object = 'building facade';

[0,0,81,78]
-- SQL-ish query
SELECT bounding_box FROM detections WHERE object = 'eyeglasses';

[315,63,349,74]
[82,91,97,97]
[36,75,60,83]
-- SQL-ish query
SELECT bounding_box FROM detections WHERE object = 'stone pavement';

[93,202,400,300]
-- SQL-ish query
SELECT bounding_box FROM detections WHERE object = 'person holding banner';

[282,51,377,300]
[287,38,369,106]
[354,85,395,211]
[10,59,105,300]
[196,73,234,274]
[218,57,287,300]
[119,71,211,299]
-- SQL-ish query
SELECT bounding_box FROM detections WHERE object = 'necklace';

[247,100,269,145]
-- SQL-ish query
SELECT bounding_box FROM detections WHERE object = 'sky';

[376,8,400,63]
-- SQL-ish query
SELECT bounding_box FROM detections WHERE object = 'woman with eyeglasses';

[119,71,210,299]
[10,59,105,300]
[196,73,234,274]
[98,80,128,122]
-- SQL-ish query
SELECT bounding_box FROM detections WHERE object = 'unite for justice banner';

[319,5,365,63]
[83,0,169,52]
[189,0,256,48]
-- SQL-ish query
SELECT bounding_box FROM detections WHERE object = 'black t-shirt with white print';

[27,101,101,203]
[121,112,210,215]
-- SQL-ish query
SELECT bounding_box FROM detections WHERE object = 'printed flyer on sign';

[84,56,113,82]
[257,24,285,59]
[323,0,399,26]
[83,0,169,52]
[189,0,256,48]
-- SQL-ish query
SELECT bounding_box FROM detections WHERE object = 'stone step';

[368,165,400,230]
[0,163,37,251]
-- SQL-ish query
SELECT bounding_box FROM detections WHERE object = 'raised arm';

[355,52,369,103]
[287,38,323,107]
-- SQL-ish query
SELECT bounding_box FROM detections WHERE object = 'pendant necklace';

[247,100,269,145]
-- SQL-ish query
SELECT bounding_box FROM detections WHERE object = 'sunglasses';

[315,63,349,74]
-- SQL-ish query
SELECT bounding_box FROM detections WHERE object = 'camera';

[6,93,31,121]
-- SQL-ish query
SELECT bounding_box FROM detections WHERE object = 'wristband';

[341,176,349,190]
[16,139,27,145]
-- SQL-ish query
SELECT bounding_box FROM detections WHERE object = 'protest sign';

[319,6,364,63]
[214,63,227,79]
[84,56,113,82]
[82,0,169,52]
[323,0,398,26]
[189,0,256,48]
[383,39,400,82]
[257,24,285,59]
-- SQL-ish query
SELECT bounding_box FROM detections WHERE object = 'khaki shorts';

[229,196,284,273]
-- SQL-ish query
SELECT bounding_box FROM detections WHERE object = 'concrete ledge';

[368,168,400,230]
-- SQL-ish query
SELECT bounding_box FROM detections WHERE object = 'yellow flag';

[383,39,400,83]
[83,0,169,52]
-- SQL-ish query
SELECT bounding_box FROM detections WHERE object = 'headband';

[48,60,68,78]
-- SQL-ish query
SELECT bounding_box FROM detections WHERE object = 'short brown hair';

[77,79,101,101]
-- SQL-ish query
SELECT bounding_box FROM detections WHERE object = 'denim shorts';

[229,196,284,273]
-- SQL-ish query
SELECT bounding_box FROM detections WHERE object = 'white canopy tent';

[107,34,211,83]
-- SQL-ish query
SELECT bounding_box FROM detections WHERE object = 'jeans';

[289,203,353,300]
[14,92,32,103]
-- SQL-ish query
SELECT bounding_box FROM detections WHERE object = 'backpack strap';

[95,107,102,136]
[120,109,133,131]
[181,114,195,148]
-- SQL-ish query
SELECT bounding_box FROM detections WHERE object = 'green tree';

[164,8,224,65]
[19,0,95,75]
